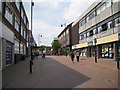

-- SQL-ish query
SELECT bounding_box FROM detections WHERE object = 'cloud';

[63,0,95,22]
[32,20,64,46]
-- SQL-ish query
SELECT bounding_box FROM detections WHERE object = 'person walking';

[42,50,46,58]
[75,49,80,62]
[70,51,75,63]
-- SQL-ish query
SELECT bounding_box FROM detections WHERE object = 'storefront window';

[14,40,19,54]
[80,48,87,56]
[100,43,114,58]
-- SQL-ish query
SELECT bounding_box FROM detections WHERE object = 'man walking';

[75,49,81,62]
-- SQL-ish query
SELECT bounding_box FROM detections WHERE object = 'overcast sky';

[23,0,95,46]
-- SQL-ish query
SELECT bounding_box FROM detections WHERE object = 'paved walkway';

[2,56,120,88]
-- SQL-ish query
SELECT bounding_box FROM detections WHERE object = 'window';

[86,11,95,22]
[15,16,19,32]
[14,40,19,54]
[66,29,68,34]
[20,43,23,54]
[5,3,13,25]
[21,25,23,36]
[106,1,111,8]
[96,1,111,15]
[79,18,85,27]
[98,26,102,33]
[101,3,106,12]
[115,17,120,26]
[24,30,26,39]
[108,21,113,29]
[84,33,86,38]
[24,45,26,54]
[27,23,29,29]
[15,2,20,11]
[66,38,68,43]
[24,16,26,25]
[102,23,108,31]
[64,32,65,36]
[93,29,97,35]
[90,30,93,36]
[87,32,90,37]
[21,9,23,19]
[80,35,83,40]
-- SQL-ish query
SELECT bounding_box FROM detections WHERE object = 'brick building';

[58,23,72,55]
[0,1,31,69]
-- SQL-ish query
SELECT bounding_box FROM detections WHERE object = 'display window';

[101,43,114,58]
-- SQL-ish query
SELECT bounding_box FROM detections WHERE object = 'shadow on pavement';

[2,56,91,88]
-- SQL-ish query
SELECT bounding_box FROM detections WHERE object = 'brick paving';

[2,56,119,88]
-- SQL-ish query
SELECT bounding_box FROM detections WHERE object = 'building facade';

[72,0,120,61]
[1,1,30,69]
[58,23,72,55]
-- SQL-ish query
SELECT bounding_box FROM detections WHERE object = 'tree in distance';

[52,41,61,55]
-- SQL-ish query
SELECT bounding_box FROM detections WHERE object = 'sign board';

[118,33,120,40]
[88,41,93,46]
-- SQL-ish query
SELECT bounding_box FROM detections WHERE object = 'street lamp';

[38,34,42,46]
[30,0,34,73]
[61,23,67,56]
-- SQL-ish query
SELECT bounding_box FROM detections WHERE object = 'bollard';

[117,57,119,69]
[30,60,32,73]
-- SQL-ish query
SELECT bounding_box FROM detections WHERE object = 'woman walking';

[70,51,75,63]
[75,49,80,62]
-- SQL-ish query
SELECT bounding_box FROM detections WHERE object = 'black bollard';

[117,57,119,69]
[30,60,32,73]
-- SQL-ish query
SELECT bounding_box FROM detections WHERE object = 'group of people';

[70,49,81,63]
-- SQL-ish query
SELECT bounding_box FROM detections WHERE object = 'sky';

[23,0,96,46]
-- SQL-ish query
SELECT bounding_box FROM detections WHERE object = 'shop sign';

[118,33,120,40]
[88,41,93,46]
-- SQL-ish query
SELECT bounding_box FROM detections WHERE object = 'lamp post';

[38,34,42,46]
[61,23,67,56]
[30,1,34,73]
[94,38,97,63]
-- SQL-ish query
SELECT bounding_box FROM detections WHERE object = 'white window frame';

[107,21,112,29]
[5,3,13,25]
[15,16,19,32]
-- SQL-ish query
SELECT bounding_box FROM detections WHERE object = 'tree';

[52,41,61,54]
[39,45,46,51]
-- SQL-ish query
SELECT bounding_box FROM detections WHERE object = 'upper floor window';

[97,1,111,15]
[115,17,120,26]
[21,9,23,19]
[107,21,113,29]
[93,29,97,35]
[66,38,69,43]
[24,30,26,39]
[24,16,26,25]
[5,3,13,25]
[64,32,65,36]
[79,35,83,40]
[27,22,29,29]
[15,1,20,11]
[98,26,102,33]
[102,23,108,31]
[66,29,68,34]
[15,16,19,32]
[21,25,23,36]
[87,32,90,37]
[83,33,86,38]
[79,18,85,27]
[86,11,95,22]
